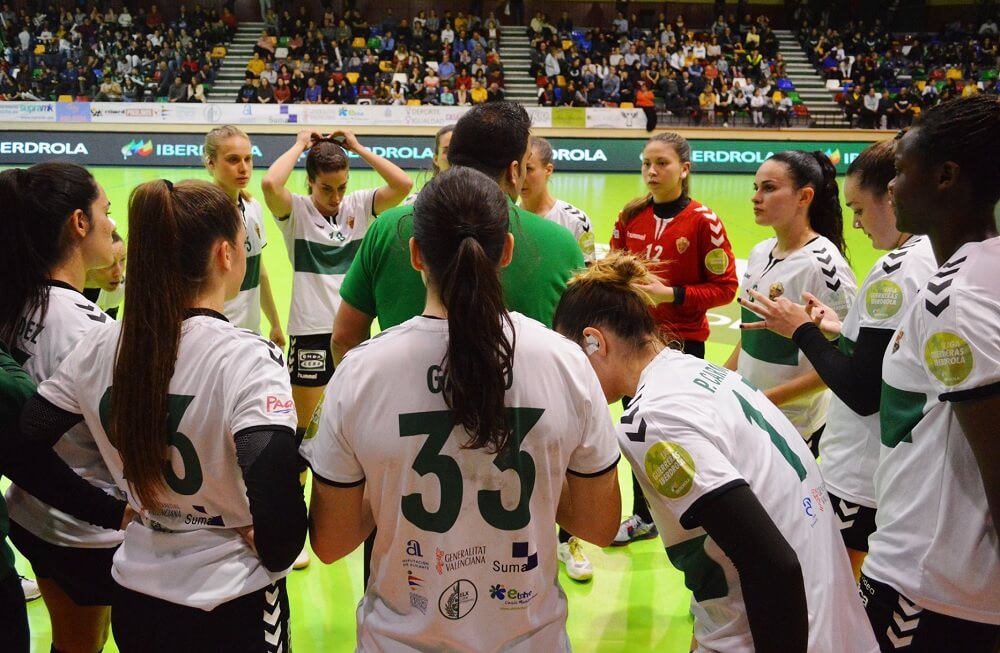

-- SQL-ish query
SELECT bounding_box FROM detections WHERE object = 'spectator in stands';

[121,76,143,102]
[488,81,506,103]
[749,87,767,126]
[255,30,274,60]
[775,92,793,126]
[455,82,470,105]
[539,82,555,106]
[438,54,456,86]
[859,87,880,128]
[303,76,321,103]
[274,78,291,103]
[167,75,186,102]
[841,85,863,126]
[257,76,275,103]
[717,83,733,126]
[238,78,258,103]
[613,12,628,35]
[471,79,487,103]
[699,86,717,125]
[891,86,915,127]
[636,81,657,130]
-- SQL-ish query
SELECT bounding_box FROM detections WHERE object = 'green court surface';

[13,165,881,652]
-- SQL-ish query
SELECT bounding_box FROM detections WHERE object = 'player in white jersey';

[736,140,938,581]
[302,168,621,652]
[0,162,120,653]
[860,96,1000,651]
[553,252,879,653]
[262,130,412,434]
[22,180,307,652]
[204,125,284,345]
[726,150,857,454]
[519,136,596,263]
[402,124,453,206]
[83,230,126,319]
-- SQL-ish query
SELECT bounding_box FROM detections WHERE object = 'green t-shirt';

[340,199,585,329]
[0,342,37,580]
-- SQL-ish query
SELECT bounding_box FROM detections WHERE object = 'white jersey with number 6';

[620,349,877,653]
[867,237,1000,624]
[301,312,620,652]
[5,283,123,548]
[37,312,297,610]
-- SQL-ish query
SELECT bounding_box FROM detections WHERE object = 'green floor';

[14,165,881,652]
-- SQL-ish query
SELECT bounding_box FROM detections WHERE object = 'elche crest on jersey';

[676,237,690,254]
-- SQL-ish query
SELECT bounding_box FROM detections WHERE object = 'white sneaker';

[20,576,40,602]
[557,537,593,582]
[293,546,310,570]
[611,514,659,546]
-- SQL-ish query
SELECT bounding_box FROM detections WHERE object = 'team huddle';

[0,96,997,653]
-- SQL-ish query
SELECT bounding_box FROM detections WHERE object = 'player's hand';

[269,325,286,349]
[633,278,675,305]
[802,292,842,337]
[295,130,319,148]
[235,525,257,554]
[737,288,812,339]
[327,129,360,152]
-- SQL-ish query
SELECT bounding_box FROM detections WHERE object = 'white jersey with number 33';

[301,312,620,652]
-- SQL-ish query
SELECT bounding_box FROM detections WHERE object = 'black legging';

[629,339,705,522]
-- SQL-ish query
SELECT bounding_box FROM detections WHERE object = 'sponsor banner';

[523,106,553,129]
[0,130,876,173]
[586,107,647,129]
[551,107,586,129]
[15,102,57,122]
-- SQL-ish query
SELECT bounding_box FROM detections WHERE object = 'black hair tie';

[456,225,477,240]
[163,179,174,191]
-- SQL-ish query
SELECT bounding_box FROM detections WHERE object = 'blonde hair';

[203,125,253,201]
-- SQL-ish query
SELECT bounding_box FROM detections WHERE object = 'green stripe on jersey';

[838,335,855,357]
[665,534,729,602]
[293,239,362,275]
[879,382,926,448]
[740,306,800,366]
[240,254,261,292]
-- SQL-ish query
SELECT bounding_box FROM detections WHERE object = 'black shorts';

[859,573,1000,652]
[112,578,292,653]
[7,521,117,606]
[287,333,334,387]
[829,492,877,552]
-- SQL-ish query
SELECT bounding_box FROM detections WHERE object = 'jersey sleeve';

[338,216,382,318]
[610,214,626,251]
[567,364,621,477]
[922,287,1000,401]
[858,244,936,331]
[298,365,364,486]
[230,339,298,434]
[565,204,596,264]
[633,408,746,526]
[678,207,738,311]
[0,344,37,424]
[34,341,84,417]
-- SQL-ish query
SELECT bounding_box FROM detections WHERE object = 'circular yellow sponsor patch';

[304,391,325,440]
[923,331,974,386]
[704,248,729,275]
[865,279,904,320]
[645,441,696,499]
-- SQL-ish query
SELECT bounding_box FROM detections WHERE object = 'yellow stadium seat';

[407,99,422,106]
[57,94,73,102]
[561,39,573,51]
[352,37,366,49]
[211,46,227,59]
[379,60,394,73]
[556,75,566,87]
[915,79,927,91]
[619,101,634,108]
[346,72,360,85]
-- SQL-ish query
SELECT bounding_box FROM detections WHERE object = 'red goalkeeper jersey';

[610,198,738,342]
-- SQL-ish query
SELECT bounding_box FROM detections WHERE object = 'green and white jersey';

[223,196,267,333]
[543,200,596,264]
[274,189,377,336]
[738,236,857,436]
[5,283,123,548]
[301,312,620,652]
[819,236,936,508]
[38,313,296,610]
[866,237,1000,624]
[623,349,877,653]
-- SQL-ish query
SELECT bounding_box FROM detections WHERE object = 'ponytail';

[111,180,240,511]
[0,163,99,347]
[768,150,847,259]
[554,251,669,351]
[413,167,514,453]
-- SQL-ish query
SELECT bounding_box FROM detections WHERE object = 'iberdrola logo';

[824,148,842,166]
[121,140,154,160]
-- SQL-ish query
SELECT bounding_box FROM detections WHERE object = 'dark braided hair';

[909,95,1000,208]
[769,150,847,258]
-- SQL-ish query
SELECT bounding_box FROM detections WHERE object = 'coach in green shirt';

[333,102,585,363]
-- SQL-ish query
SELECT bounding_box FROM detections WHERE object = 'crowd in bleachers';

[0,3,234,102]
[794,0,1000,127]
[236,7,506,105]
[528,9,806,127]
